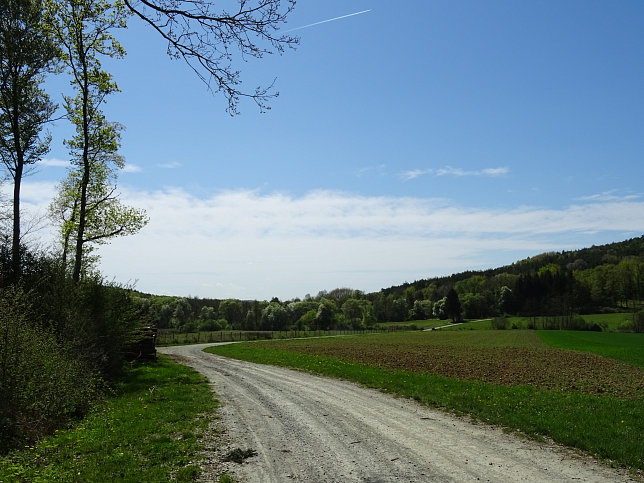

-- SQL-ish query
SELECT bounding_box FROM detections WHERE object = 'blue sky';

[19,0,644,300]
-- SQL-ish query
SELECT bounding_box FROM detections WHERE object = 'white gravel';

[159,343,635,482]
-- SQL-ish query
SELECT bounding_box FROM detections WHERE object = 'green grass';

[439,318,494,330]
[439,313,636,332]
[206,335,643,471]
[537,331,644,368]
[582,313,636,331]
[0,356,223,482]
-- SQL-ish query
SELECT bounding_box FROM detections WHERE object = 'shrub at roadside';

[0,285,100,453]
[491,317,509,330]
[0,246,145,453]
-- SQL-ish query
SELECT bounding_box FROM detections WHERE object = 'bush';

[0,245,145,453]
[632,311,644,333]
[491,317,509,330]
[0,286,100,453]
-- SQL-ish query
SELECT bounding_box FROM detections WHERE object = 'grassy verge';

[0,356,222,482]
[537,331,644,368]
[206,334,643,471]
[441,313,635,332]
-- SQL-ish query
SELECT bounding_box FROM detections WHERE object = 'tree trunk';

[72,48,91,283]
[11,162,23,278]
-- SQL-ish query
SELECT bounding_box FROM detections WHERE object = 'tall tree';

[444,288,462,323]
[123,0,298,114]
[49,145,148,272]
[44,0,132,281]
[0,0,57,278]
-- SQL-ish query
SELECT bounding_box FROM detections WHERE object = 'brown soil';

[265,339,644,399]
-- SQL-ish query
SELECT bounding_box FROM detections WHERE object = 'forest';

[135,235,644,333]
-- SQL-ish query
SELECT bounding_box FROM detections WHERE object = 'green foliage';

[460,292,489,319]
[219,298,243,329]
[0,245,146,453]
[0,356,219,481]
[44,0,144,281]
[170,297,192,328]
[408,299,433,320]
[0,285,100,453]
[491,316,509,330]
[341,298,374,329]
[261,301,289,330]
[315,299,336,330]
[374,236,644,322]
[0,0,58,277]
[497,285,515,314]
[298,309,317,330]
[50,159,148,272]
[444,288,462,322]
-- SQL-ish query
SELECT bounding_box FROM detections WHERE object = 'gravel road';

[159,343,634,482]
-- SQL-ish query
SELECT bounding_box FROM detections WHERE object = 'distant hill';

[377,235,644,296]
[367,235,644,321]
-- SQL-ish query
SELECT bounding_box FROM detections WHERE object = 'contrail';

[283,9,372,33]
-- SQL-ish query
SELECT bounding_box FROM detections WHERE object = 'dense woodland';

[137,235,644,333]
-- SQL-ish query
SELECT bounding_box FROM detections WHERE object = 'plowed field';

[259,331,644,399]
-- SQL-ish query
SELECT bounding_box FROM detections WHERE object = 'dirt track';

[159,343,634,482]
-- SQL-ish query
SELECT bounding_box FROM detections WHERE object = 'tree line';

[135,288,378,333]
[371,235,644,322]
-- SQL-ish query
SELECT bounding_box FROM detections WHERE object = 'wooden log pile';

[124,326,157,362]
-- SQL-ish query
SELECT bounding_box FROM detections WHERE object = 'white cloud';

[400,168,432,180]
[157,161,182,169]
[356,164,386,178]
[18,183,644,300]
[401,166,509,180]
[122,164,143,173]
[39,158,69,168]
[576,190,641,202]
[481,167,510,176]
[91,187,644,300]
[17,180,58,206]
[435,166,509,177]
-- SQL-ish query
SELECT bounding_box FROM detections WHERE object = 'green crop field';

[207,330,644,472]
[537,331,644,368]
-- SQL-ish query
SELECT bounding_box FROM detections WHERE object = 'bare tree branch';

[123,0,298,114]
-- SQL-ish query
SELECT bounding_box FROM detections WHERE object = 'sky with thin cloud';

[17,1,644,300]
